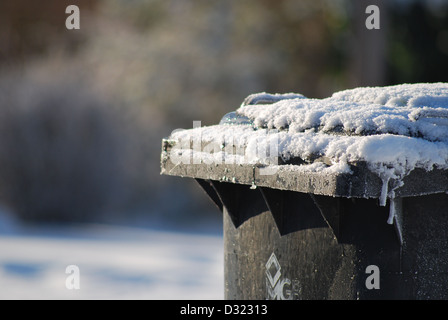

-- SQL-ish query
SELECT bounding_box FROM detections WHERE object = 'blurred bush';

[0,74,131,223]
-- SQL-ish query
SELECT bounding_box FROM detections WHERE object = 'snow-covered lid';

[237,83,448,141]
[162,83,448,208]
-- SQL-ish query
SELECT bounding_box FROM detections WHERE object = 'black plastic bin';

[161,84,448,300]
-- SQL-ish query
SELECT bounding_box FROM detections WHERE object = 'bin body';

[221,183,448,300]
[161,142,448,300]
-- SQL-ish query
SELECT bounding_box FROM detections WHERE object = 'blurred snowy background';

[0,207,223,299]
[0,0,447,299]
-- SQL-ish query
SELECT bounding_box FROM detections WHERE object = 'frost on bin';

[161,83,448,220]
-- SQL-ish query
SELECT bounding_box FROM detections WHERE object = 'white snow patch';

[242,92,305,106]
[238,83,448,141]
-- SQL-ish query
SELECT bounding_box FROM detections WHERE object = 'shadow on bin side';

[160,87,448,300]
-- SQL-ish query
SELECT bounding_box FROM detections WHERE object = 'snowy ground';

[0,210,224,300]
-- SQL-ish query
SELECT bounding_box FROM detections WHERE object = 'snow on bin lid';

[238,83,448,140]
[162,83,448,205]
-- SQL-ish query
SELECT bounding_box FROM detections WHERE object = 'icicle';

[379,176,390,207]
[390,197,404,246]
[387,195,404,247]
[387,192,395,224]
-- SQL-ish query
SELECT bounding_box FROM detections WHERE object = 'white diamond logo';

[265,252,281,288]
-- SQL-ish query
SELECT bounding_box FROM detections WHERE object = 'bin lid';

[161,83,448,203]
